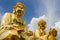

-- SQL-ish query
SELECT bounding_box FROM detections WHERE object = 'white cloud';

[28,15,46,32]
[55,21,60,30]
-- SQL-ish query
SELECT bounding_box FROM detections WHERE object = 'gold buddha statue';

[38,28,57,40]
[0,2,27,40]
[34,19,46,40]
[47,28,57,40]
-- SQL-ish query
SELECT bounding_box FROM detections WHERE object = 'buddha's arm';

[34,29,40,38]
[1,13,12,25]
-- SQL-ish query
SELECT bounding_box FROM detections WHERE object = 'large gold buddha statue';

[0,2,27,40]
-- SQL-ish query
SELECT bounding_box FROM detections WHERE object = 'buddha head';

[38,19,46,30]
[48,28,57,37]
[13,2,26,17]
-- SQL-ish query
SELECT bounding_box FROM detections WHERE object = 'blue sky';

[0,0,60,39]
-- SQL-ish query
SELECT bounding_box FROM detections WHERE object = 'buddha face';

[38,19,46,30]
[13,2,25,17]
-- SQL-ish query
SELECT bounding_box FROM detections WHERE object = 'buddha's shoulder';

[3,12,13,17]
[4,12,12,15]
